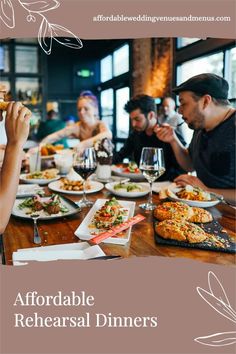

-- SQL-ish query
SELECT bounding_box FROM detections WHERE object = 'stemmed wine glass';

[73,147,97,208]
[139,147,165,210]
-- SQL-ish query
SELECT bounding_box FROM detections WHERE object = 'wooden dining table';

[2,184,236,266]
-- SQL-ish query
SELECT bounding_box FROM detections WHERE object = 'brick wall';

[132,38,172,98]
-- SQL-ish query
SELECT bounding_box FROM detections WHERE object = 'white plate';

[105,182,150,198]
[12,195,80,220]
[167,183,221,208]
[74,199,135,245]
[111,165,144,180]
[17,184,44,198]
[20,173,60,185]
[48,180,104,195]
[152,181,172,193]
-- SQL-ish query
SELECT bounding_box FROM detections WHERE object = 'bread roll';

[0,101,31,115]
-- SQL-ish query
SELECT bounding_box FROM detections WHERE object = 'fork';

[31,214,41,244]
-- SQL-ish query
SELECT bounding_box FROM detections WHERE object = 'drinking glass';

[139,147,165,210]
[73,147,97,208]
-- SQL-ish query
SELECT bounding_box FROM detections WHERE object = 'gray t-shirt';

[188,112,235,188]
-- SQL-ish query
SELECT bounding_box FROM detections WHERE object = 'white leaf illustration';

[51,24,83,49]
[208,271,231,306]
[20,0,60,13]
[38,17,53,55]
[0,0,15,28]
[197,287,236,323]
[194,331,236,347]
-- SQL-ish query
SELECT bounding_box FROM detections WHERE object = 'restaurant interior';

[0,37,235,266]
[0,37,235,150]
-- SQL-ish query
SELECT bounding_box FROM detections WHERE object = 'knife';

[87,255,122,260]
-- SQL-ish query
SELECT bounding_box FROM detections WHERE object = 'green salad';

[114,182,143,192]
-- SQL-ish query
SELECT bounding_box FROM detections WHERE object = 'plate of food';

[12,194,80,220]
[48,178,104,195]
[105,181,149,198]
[166,184,222,208]
[20,169,60,185]
[111,162,144,180]
[16,184,44,198]
[40,144,64,159]
[74,197,135,245]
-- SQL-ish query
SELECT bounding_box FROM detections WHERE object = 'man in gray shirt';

[160,97,192,145]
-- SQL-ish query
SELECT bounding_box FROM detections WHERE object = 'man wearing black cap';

[155,73,236,204]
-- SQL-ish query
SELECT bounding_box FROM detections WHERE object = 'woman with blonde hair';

[41,91,112,152]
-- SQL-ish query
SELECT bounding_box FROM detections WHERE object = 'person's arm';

[112,135,134,164]
[174,174,236,205]
[0,102,31,234]
[154,124,194,172]
[77,121,112,151]
[41,124,76,145]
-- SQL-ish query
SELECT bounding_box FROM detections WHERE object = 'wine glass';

[139,147,165,210]
[73,147,97,208]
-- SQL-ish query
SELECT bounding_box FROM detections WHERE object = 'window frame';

[98,41,132,151]
[173,38,236,99]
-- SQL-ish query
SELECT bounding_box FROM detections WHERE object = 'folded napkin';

[17,184,43,197]
[13,242,105,266]
[151,181,172,199]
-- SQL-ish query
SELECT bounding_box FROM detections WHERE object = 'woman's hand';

[5,102,31,148]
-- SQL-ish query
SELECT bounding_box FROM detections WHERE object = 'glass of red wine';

[73,147,97,208]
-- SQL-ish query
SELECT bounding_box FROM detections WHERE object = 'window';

[15,45,38,73]
[0,39,46,138]
[177,38,201,49]
[100,55,112,83]
[0,45,10,72]
[113,44,129,77]
[100,89,114,131]
[177,52,224,85]
[175,38,235,99]
[225,47,236,99]
[99,42,130,150]
[100,43,129,83]
[116,87,130,139]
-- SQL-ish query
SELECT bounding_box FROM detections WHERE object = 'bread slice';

[188,207,213,223]
[155,219,208,243]
[154,201,194,221]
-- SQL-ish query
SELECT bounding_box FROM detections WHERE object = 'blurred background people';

[0,98,31,234]
[40,91,112,153]
[37,109,68,148]
[159,97,192,145]
[113,94,185,181]
[64,114,77,126]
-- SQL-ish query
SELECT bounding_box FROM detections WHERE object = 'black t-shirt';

[113,131,184,181]
[188,112,236,188]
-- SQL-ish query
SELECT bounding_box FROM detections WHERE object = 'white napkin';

[17,184,43,197]
[13,242,105,266]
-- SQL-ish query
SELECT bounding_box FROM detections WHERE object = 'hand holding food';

[154,123,176,144]
[174,174,207,191]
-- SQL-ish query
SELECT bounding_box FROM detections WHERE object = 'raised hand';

[5,102,31,147]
